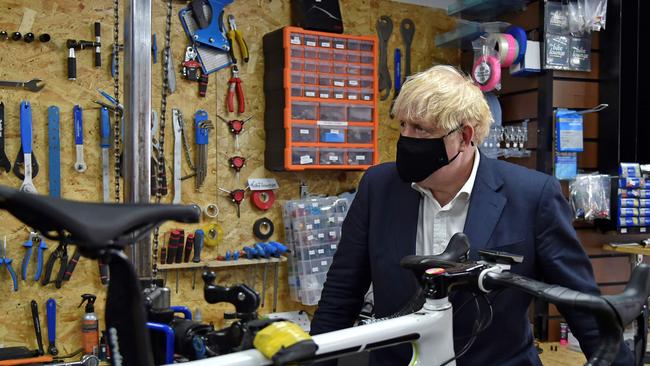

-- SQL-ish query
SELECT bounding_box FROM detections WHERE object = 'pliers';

[226,15,249,64]
[1,236,18,291]
[227,65,245,114]
[21,232,48,281]
[41,241,68,288]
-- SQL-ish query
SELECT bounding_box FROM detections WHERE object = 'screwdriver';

[174,230,185,294]
[183,234,194,262]
[192,229,204,290]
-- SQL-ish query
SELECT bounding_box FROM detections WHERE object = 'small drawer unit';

[264,26,379,171]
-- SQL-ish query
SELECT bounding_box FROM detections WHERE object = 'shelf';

[447,0,530,21]
[602,244,650,256]
[435,20,510,50]
[158,256,287,270]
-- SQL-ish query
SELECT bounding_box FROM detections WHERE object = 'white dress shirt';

[412,148,480,255]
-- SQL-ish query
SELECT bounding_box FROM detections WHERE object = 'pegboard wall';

[0,0,458,355]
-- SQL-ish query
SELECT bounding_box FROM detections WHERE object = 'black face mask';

[396,128,462,183]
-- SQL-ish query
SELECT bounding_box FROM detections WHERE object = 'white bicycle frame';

[170,297,456,366]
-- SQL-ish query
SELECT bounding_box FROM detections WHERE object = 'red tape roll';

[251,190,276,211]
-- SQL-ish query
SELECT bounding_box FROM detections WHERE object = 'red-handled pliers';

[227,65,245,114]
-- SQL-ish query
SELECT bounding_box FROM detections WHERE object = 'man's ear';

[459,124,475,151]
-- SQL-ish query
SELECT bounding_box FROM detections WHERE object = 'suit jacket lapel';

[390,181,420,262]
[463,154,507,258]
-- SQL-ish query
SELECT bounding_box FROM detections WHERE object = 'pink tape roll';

[500,33,518,67]
[472,55,501,92]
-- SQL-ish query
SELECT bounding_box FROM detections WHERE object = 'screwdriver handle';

[193,230,204,263]
[183,234,194,262]
[174,231,185,264]
[31,300,44,355]
[166,232,178,264]
[62,248,80,281]
[98,257,109,285]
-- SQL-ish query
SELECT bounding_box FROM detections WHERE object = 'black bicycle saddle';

[400,232,471,275]
[0,185,200,252]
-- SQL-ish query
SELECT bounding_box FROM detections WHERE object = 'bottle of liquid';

[79,294,99,355]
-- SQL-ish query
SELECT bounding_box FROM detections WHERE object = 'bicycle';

[1,184,649,366]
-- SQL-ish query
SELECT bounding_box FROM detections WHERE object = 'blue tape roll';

[505,26,527,65]
[485,92,502,126]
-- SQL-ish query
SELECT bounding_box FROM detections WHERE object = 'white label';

[298,204,305,209]
[247,178,280,191]
[309,250,316,255]
[318,233,325,239]
[363,95,371,101]
[348,94,358,100]
[329,155,339,161]
[318,249,325,254]
[306,41,316,47]
[312,267,319,273]
[314,219,321,224]
[335,93,344,99]
[306,224,313,230]
[320,93,330,98]
[330,244,337,250]
[307,235,314,241]
[334,81,345,87]
[300,155,313,164]
[338,216,344,222]
[305,91,316,97]
[330,129,340,134]
[349,80,359,86]
[312,202,319,207]
[328,217,335,223]
[321,42,331,47]
[335,43,345,49]
[300,129,309,134]
[356,155,366,160]
[317,121,348,127]
[291,36,301,45]
[329,231,336,236]
[320,260,327,266]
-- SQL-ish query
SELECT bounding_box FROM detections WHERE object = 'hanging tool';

[99,107,111,202]
[228,156,245,181]
[400,18,415,79]
[98,258,109,285]
[46,298,58,356]
[182,0,233,51]
[0,79,45,92]
[42,241,68,288]
[227,65,245,114]
[393,48,401,98]
[191,229,204,290]
[110,43,124,78]
[226,14,249,64]
[150,110,168,196]
[31,300,45,356]
[261,259,268,307]
[182,46,201,81]
[165,48,177,94]
[194,110,213,190]
[0,102,10,173]
[217,115,251,149]
[172,109,182,204]
[1,237,18,292]
[17,101,38,194]
[62,248,81,281]
[94,23,101,68]
[151,33,158,64]
[218,186,249,218]
[183,234,194,263]
[376,16,393,101]
[66,38,101,80]
[48,106,61,198]
[198,74,209,97]
[73,105,87,173]
[272,260,279,312]
[21,232,47,281]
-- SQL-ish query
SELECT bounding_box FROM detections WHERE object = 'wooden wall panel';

[501,1,540,30]
[500,73,539,95]
[0,0,459,352]
[555,53,600,80]
[583,114,599,139]
[577,141,598,169]
[552,80,600,109]
[501,91,538,121]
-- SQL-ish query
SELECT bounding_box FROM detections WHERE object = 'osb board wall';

[0,0,458,354]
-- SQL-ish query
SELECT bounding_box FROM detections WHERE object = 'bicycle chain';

[178,112,196,172]
[151,0,174,280]
[112,0,121,203]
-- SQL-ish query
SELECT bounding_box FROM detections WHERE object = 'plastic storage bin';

[319,148,345,165]
[332,62,346,74]
[361,89,374,101]
[319,126,346,143]
[346,89,360,100]
[303,73,317,85]
[304,86,317,98]
[333,88,346,100]
[333,38,346,50]
[318,62,332,73]
[359,40,373,52]
[347,126,373,143]
[304,34,318,47]
[348,149,373,165]
[292,148,317,165]
[292,124,318,142]
[291,102,317,120]
[304,60,317,72]
[291,85,303,97]
[347,51,361,63]
[360,52,373,64]
[318,87,332,99]
[360,66,373,76]
[360,76,373,89]
[290,33,303,45]
[290,45,304,58]
[291,59,304,71]
[332,76,346,88]
[319,103,346,122]
[347,39,360,50]
[348,105,373,122]
[291,71,303,84]
[319,36,332,48]
[304,47,317,59]
[347,65,361,75]
[319,75,333,86]
[318,49,332,60]
[347,76,360,87]
[333,50,346,62]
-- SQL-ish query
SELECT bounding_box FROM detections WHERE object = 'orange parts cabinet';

[263,27,379,171]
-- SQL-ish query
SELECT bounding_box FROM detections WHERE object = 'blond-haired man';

[311,66,634,365]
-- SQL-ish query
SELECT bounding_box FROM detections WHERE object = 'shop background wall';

[0,0,458,353]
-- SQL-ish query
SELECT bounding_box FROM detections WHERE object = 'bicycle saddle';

[0,185,200,252]
[400,232,471,275]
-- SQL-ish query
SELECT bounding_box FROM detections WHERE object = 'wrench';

[0,79,45,92]
[46,355,101,366]
[48,106,61,198]
[0,102,11,173]
[73,105,87,172]
[46,298,58,355]
[19,102,37,194]
[172,109,182,204]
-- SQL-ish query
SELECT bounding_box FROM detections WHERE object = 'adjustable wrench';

[19,102,37,194]
[73,105,87,172]
[0,102,10,173]
[99,107,111,202]
[172,109,182,204]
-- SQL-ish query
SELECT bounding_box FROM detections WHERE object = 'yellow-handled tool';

[227,15,249,64]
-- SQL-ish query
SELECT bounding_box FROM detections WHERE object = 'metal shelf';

[447,0,530,21]
[435,20,510,50]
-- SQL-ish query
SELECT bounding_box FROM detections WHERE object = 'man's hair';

[391,65,493,144]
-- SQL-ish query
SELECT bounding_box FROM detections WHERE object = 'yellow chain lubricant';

[253,321,312,360]
[202,223,223,248]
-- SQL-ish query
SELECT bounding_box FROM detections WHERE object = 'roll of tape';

[472,55,501,92]
[506,26,527,64]
[203,223,223,248]
[253,217,275,241]
[485,92,502,126]
[490,33,518,68]
[251,190,276,211]
[204,203,219,218]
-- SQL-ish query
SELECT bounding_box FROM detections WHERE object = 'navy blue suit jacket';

[311,154,634,365]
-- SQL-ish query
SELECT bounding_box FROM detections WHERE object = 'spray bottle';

[79,294,99,355]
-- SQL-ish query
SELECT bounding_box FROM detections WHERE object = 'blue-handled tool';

[22,232,47,281]
[152,34,158,64]
[194,110,213,189]
[100,107,111,202]
[394,48,401,98]
[46,298,58,355]
[17,101,37,194]
[1,236,18,291]
[48,106,61,198]
[182,0,233,51]
[73,105,87,172]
